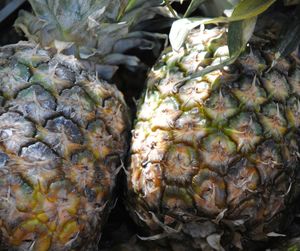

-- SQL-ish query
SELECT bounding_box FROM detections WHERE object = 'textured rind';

[0,42,130,251]
[127,17,300,250]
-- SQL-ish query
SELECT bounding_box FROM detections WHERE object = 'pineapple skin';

[126,16,300,250]
[0,42,130,251]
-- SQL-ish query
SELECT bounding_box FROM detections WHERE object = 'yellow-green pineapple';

[0,0,162,250]
[126,2,300,250]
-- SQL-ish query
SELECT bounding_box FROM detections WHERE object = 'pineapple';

[0,0,163,250]
[126,4,300,251]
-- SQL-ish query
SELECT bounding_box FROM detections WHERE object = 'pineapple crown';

[15,0,163,78]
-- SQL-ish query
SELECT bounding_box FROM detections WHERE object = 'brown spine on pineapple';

[126,12,300,250]
[0,42,130,250]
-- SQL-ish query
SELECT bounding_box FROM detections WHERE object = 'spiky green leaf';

[226,0,276,21]
[228,18,257,58]
[184,0,208,18]
[275,6,300,60]
[14,0,163,76]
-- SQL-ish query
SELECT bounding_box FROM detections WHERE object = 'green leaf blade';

[227,0,276,62]
[228,0,276,21]
[275,6,300,59]
[228,16,257,58]
[184,0,208,18]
